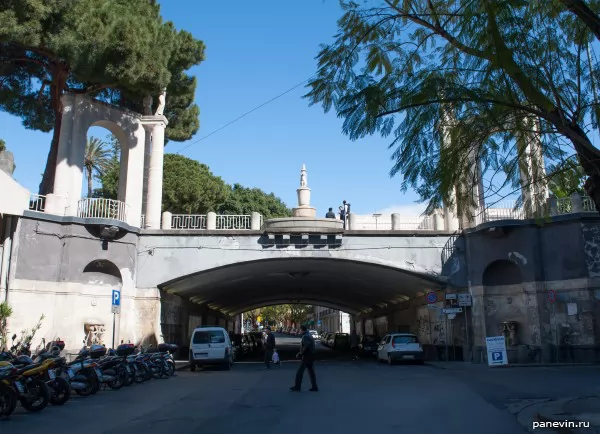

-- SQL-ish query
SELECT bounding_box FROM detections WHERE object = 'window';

[392,335,418,344]
[193,330,225,344]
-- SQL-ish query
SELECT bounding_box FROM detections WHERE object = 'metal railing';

[556,196,595,213]
[441,233,461,267]
[29,194,46,212]
[171,214,206,229]
[169,214,256,230]
[77,198,128,222]
[216,215,252,230]
[350,216,434,230]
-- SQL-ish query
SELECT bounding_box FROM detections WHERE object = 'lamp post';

[372,213,382,230]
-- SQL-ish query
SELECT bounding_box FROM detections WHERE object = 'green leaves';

[218,184,292,219]
[305,0,600,214]
[0,0,205,193]
[162,154,229,215]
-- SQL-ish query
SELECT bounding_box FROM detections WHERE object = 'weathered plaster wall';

[136,231,452,289]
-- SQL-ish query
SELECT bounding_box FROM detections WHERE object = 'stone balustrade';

[161,212,263,230]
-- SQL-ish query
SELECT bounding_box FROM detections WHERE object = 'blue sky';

[1,0,491,216]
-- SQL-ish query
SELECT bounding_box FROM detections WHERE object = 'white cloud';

[375,203,427,216]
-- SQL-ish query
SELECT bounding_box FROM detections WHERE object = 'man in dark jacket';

[264,327,276,369]
[290,325,318,391]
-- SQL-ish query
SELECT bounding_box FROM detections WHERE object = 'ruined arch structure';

[44,93,168,228]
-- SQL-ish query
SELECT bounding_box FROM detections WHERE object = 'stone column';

[123,123,146,227]
[391,213,401,230]
[571,192,583,213]
[142,118,167,229]
[518,116,548,217]
[161,211,172,229]
[49,94,81,216]
[206,212,216,230]
[433,210,445,231]
[251,212,262,230]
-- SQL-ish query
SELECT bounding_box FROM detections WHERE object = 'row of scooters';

[0,334,178,419]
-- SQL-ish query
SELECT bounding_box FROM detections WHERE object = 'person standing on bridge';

[264,327,276,369]
[290,325,318,392]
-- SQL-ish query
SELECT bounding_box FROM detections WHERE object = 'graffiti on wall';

[161,304,182,325]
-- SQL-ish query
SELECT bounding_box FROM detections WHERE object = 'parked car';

[309,330,319,340]
[376,333,424,365]
[332,333,350,351]
[358,335,380,356]
[189,327,234,371]
[322,333,332,347]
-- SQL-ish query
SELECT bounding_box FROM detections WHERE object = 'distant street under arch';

[159,258,446,316]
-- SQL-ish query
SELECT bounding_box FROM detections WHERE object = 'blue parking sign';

[112,290,121,306]
[485,336,508,366]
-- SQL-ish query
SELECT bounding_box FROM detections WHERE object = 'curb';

[175,362,190,371]
[536,398,597,434]
[426,362,600,369]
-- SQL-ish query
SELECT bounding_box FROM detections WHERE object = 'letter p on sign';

[112,290,121,306]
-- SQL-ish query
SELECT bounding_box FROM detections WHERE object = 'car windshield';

[193,330,225,344]
[392,335,418,344]
[335,334,349,342]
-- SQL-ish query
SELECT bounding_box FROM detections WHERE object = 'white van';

[189,326,234,371]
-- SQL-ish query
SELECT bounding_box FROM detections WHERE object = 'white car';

[377,333,424,365]
[189,326,234,371]
[309,330,319,340]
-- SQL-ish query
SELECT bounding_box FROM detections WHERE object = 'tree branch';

[560,0,600,41]
[383,0,487,59]
[68,84,115,95]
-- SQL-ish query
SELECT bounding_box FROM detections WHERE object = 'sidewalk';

[175,360,190,371]
[427,361,600,370]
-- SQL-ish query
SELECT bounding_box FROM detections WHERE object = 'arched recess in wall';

[82,259,123,346]
[482,260,523,286]
[481,259,524,340]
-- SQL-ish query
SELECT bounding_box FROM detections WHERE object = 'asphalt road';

[4,333,598,434]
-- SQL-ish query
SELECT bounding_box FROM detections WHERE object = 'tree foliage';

[95,146,292,217]
[243,304,313,328]
[162,154,229,214]
[0,0,205,194]
[548,159,587,198]
[305,0,600,214]
[84,137,111,198]
[218,184,292,218]
[0,139,6,152]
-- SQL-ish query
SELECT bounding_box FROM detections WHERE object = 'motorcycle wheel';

[49,377,71,405]
[166,361,176,377]
[86,372,100,395]
[19,378,50,412]
[0,383,17,419]
[74,379,94,397]
[123,368,134,387]
[107,370,125,390]
[133,366,145,383]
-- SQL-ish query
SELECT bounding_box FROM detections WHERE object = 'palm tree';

[84,137,111,197]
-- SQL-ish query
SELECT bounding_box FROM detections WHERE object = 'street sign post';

[426,291,437,304]
[442,307,463,314]
[111,290,121,348]
[485,336,508,366]
[548,290,556,303]
[458,294,472,307]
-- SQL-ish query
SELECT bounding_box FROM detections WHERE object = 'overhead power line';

[174,77,312,154]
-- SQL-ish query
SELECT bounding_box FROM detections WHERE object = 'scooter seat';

[16,363,41,374]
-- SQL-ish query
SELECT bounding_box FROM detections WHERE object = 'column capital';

[141,115,169,128]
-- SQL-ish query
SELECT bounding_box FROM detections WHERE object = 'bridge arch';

[158,257,446,316]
